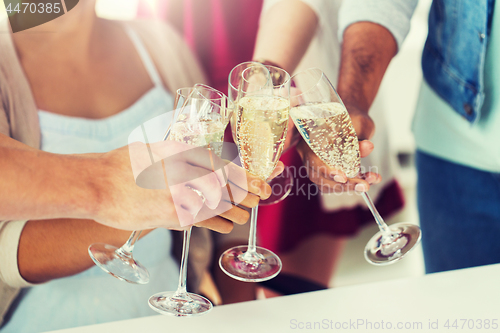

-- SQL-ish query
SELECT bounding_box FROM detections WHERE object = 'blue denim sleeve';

[338,0,419,51]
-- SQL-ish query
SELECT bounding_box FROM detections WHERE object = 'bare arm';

[298,21,398,191]
[254,4,388,192]
[252,0,318,73]
[0,134,103,222]
[0,136,145,283]
[13,154,276,283]
[337,22,398,140]
[0,135,272,232]
[17,219,145,283]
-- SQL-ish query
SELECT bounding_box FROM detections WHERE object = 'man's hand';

[95,141,277,233]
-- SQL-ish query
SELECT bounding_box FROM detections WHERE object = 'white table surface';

[47,263,500,333]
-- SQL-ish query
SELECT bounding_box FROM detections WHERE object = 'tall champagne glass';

[228,62,293,205]
[289,68,421,265]
[219,64,290,282]
[148,84,230,316]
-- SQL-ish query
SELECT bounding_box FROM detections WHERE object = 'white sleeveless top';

[1,26,179,333]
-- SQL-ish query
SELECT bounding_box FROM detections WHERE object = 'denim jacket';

[339,0,496,123]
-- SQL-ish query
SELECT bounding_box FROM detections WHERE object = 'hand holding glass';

[289,68,421,265]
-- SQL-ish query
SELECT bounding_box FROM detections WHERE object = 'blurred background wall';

[0,0,433,287]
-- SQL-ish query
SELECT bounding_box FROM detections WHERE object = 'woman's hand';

[295,139,380,193]
[294,103,381,193]
[191,161,283,233]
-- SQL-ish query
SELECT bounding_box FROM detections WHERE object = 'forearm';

[337,22,398,114]
[17,218,150,283]
[253,0,318,73]
[0,134,106,222]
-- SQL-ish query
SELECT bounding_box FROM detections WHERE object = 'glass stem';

[247,206,259,253]
[174,227,192,298]
[361,192,393,239]
[117,230,141,257]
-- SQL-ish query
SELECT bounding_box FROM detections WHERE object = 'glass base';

[88,243,150,284]
[260,167,294,206]
[219,245,282,282]
[148,291,213,317]
[364,222,422,265]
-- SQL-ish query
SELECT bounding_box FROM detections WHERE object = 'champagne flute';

[219,64,290,282]
[289,68,421,265]
[228,62,294,205]
[148,84,230,316]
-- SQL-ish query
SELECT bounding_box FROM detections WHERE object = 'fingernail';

[355,184,367,192]
[206,202,218,209]
[334,175,346,183]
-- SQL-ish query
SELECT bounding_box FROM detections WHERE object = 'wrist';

[252,58,283,69]
[341,104,375,141]
[73,153,112,222]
